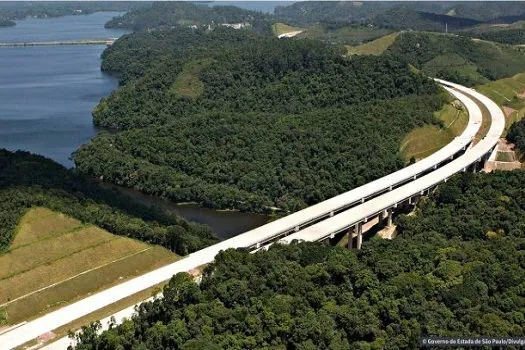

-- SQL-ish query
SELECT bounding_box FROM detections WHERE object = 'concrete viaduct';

[0,80,505,349]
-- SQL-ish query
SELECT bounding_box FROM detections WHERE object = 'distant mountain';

[274,1,525,27]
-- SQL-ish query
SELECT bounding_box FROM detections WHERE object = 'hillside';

[346,32,399,56]
[0,150,217,256]
[74,28,443,214]
[0,207,178,326]
[386,31,525,85]
[104,1,272,33]
[73,170,525,349]
[275,1,525,24]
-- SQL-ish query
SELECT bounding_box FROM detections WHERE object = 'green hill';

[73,170,525,349]
[74,28,443,214]
[386,31,525,85]
[0,150,217,255]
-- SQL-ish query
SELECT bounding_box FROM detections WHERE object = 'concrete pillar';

[387,210,393,227]
[356,223,363,250]
[347,227,353,249]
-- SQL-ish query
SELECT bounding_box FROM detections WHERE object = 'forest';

[508,119,525,155]
[274,1,525,27]
[72,170,525,349]
[386,31,525,85]
[470,28,525,45]
[104,2,272,34]
[0,150,217,255]
[74,28,442,213]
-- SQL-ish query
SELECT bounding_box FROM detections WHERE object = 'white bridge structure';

[1,80,505,349]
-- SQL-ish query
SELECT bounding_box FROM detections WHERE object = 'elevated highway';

[1,80,503,349]
[279,81,505,246]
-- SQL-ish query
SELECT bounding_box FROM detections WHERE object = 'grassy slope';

[0,208,178,325]
[271,22,303,36]
[170,58,214,100]
[298,23,392,46]
[386,31,525,86]
[400,98,468,162]
[346,32,399,56]
[476,72,525,131]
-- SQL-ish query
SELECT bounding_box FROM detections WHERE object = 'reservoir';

[0,11,269,239]
[0,12,126,167]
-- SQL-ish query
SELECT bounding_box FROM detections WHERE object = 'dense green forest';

[473,28,525,45]
[0,150,217,255]
[99,27,260,85]
[386,31,525,85]
[508,119,525,155]
[73,171,525,349]
[74,28,442,213]
[104,2,272,33]
[371,7,479,32]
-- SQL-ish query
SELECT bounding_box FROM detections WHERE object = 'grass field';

[0,207,178,325]
[298,23,391,46]
[170,58,214,99]
[272,22,304,37]
[496,151,516,162]
[346,32,399,56]
[423,53,489,85]
[400,100,469,162]
[476,72,525,131]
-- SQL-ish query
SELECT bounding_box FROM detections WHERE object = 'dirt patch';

[498,138,515,151]
[376,225,396,240]
[37,331,56,343]
[503,106,517,118]
[518,89,525,99]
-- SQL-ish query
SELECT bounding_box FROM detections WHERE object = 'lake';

[0,12,127,167]
[0,11,269,238]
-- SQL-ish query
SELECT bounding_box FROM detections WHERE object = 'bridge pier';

[356,223,363,250]
[386,209,392,227]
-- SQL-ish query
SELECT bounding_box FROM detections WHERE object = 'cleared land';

[271,22,304,37]
[298,23,392,46]
[0,208,178,325]
[170,58,214,99]
[346,32,399,56]
[476,72,525,131]
[400,100,468,162]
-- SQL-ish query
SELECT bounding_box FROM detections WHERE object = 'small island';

[0,18,15,27]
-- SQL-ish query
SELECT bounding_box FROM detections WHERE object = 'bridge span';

[279,82,505,247]
[0,39,116,48]
[1,80,504,350]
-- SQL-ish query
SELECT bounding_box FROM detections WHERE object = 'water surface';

[0,11,269,237]
[0,12,127,167]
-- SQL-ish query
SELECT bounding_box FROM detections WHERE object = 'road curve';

[1,81,497,349]
[280,83,504,244]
